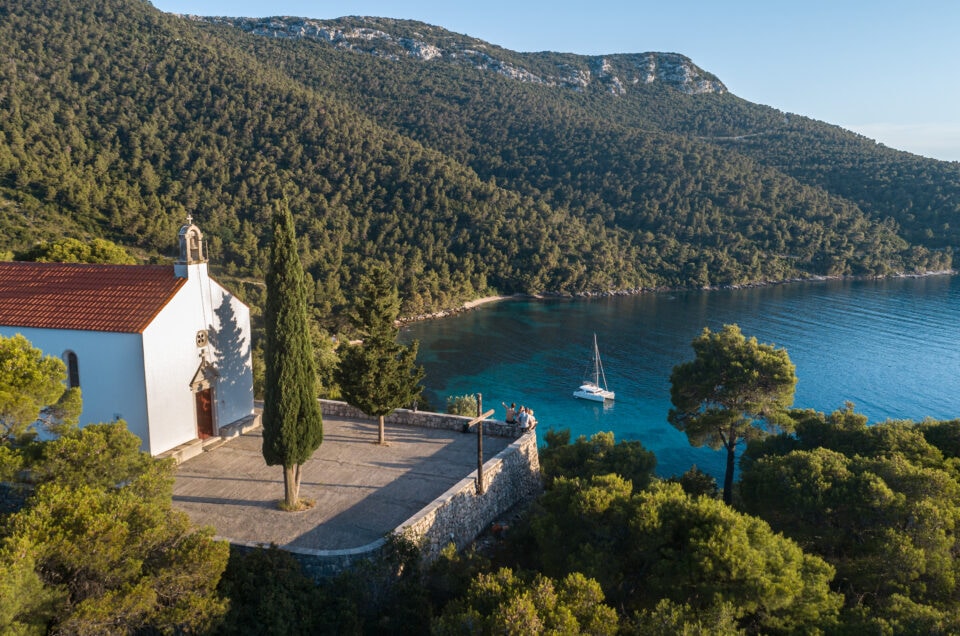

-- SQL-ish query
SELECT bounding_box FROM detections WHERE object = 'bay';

[400,275,960,480]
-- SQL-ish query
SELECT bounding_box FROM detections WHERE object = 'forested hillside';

[0,0,957,322]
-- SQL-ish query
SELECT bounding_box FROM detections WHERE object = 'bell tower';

[175,215,207,278]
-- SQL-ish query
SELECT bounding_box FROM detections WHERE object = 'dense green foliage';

[215,535,444,635]
[741,407,960,632]
[669,324,797,503]
[261,202,323,508]
[433,567,619,635]
[1,0,957,327]
[513,474,842,633]
[215,547,328,636]
[539,429,657,491]
[209,16,957,284]
[13,237,135,264]
[335,265,424,444]
[0,333,80,444]
[0,422,229,634]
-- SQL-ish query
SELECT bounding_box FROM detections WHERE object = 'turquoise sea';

[401,275,960,480]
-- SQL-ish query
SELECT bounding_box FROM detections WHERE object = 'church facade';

[0,222,255,455]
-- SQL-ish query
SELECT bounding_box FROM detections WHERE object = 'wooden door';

[196,389,214,438]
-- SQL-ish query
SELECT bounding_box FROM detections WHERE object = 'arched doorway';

[195,389,214,438]
[190,357,219,440]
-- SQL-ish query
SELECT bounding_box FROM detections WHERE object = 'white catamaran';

[573,334,615,402]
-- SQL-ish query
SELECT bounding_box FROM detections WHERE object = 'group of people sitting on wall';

[501,401,536,430]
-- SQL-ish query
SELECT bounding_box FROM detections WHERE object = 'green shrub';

[446,394,478,417]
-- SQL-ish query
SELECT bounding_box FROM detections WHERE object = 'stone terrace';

[171,416,513,551]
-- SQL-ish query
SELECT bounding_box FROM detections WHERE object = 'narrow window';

[65,351,80,388]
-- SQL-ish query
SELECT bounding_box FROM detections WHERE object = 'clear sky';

[150,1,960,162]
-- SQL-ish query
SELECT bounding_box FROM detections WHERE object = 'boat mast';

[593,333,608,390]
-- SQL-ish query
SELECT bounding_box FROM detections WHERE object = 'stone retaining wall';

[396,429,541,564]
[252,401,543,579]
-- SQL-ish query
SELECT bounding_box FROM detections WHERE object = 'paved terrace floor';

[172,416,512,551]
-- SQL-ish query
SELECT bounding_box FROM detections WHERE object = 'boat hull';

[573,383,615,402]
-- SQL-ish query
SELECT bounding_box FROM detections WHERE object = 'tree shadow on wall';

[209,295,253,405]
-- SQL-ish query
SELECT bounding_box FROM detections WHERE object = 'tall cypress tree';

[336,265,424,445]
[262,202,323,509]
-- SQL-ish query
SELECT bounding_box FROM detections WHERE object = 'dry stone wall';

[396,430,541,563]
[261,400,543,579]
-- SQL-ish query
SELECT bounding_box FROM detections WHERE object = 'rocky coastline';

[398,269,956,325]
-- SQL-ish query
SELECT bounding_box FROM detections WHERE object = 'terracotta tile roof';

[0,262,187,333]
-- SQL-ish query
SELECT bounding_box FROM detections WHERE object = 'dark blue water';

[401,276,960,480]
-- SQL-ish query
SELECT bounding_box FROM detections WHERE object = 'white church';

[0,220,255,456]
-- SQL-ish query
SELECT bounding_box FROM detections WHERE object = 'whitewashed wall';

[0,326,149,445]
[141,263,254,454]
[141,284,204,454]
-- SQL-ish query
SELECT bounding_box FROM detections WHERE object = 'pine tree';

[0,422,230,634]
[668,324,796,505]
[0,333,81,444]
[262,203,323,509]
[336,265,424,445]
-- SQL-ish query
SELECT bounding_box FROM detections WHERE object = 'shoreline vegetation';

[399,269,956,325]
